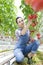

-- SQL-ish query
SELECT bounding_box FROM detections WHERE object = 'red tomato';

[32,14,37,19]
[28,15,33,19]
[31,0,43,12]
[37,33,40,36]
[28,14,37,20]
[31,22,36,27]
[36,33,40,39]
[25,0,43,12]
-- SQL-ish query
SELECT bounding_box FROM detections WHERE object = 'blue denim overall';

[14,32,40,62]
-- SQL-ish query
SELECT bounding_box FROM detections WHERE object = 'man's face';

[17,18,24,28]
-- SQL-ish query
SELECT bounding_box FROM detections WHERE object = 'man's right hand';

[28,18,32,25]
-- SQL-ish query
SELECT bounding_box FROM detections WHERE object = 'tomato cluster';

[28,14,38,27]
[28,14,37,20]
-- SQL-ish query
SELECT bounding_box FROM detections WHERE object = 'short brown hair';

[16,17,21,24]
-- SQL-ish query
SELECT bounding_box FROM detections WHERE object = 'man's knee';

[16,53,24,62]
[14,49,24,62]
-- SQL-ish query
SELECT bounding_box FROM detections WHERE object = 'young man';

[14,17,40,65]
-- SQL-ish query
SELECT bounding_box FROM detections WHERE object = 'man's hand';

[28,16,32,24]
[28,20,32,25]
[30,37,35,42]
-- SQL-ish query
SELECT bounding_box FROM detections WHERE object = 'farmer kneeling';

[14,17,40,65]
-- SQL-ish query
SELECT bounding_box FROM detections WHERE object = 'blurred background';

[0,0,43,65]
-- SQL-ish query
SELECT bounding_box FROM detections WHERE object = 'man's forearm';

[21,20,32,35]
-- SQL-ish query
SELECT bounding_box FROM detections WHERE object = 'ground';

[13,51,43,65]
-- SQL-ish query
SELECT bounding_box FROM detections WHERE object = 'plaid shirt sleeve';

[15,29,21,40]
